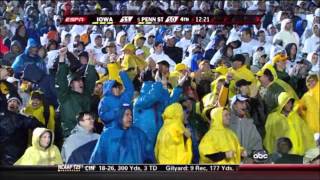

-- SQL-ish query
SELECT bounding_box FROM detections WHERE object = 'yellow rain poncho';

[121,53,147,80]
[298,81,320,134]
[14,128,63,165]
[203,76,227,108]
[258,64,298,100]
[133,33,150,57]
[106,62,122,84]
[201,76,229,122]
[263,92,316,155]
[229,65,259,98]
[23,98,55,132]
[121,43,147,72]
[199,107,242,164]
[155,103,192,164]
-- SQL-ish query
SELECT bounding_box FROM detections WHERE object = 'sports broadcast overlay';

[1,0,320,180]
[62,15,263,25]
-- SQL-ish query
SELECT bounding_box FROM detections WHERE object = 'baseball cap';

[134,33,146,42]
[165,34,175,41]
[230,94,249,107]
[157,60,170,68]
[235,79,252,88]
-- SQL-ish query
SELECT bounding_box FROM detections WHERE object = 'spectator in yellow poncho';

[14,128,63,165]
[298,74,319,134]
[22,91,55,131]
[264,92,316,155]
[133,33,150,57]
[199,107,243,164]
[169,63,189,88]
[228,54,259,98]
[256,63,298,113]
[121,43,147,80]
[201,75,229,122]
[155,103,192,164]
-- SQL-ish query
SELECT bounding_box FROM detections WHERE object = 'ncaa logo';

[253,150,269,163]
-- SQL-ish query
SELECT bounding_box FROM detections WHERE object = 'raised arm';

[134,82,162,110]
[98,97,120,126]
[55,48,70,103]
[119,71,134,104]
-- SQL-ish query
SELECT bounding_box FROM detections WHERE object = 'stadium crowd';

[0,0,319,165]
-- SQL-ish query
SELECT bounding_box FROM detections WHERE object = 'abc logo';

[253,150,268,162]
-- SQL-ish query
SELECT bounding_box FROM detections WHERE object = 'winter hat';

[31,90,44,101]
[6,93,22,105]
[67,73,84,86]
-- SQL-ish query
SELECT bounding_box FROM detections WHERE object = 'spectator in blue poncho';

[11,38,46,78]
[89,104,150,164]
[133,70,185,162]
[155,26,168,44]
[294,19,308,37]
[98,71,134,128]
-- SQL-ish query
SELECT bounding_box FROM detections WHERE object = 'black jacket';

[163,46,183,64]
[0,110,43,165]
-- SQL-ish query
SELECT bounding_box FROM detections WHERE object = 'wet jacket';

[163,45,183,64]
[98,71,134,128]
[133,81,183,162]
[229,110,263,155]
[261,64,298,113]
[56,63,97,137]
[155,103,192,164]
[0,110,43,165]
[11,38,46,78]
[2,41,22,66]
[298,82,319,134]
[23,101,55,132]
[89,107,150,164]
[23,64,58,108]
[264,92,316,155]
[199,107,242,164]
[14,128,62,165]
[61,125,100,164]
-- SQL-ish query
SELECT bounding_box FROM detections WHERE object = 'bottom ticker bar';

[1,164,319,173]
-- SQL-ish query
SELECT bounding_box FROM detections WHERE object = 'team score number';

[210,165,220,171]
[195,17,210,23]
[99,165,116,171]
